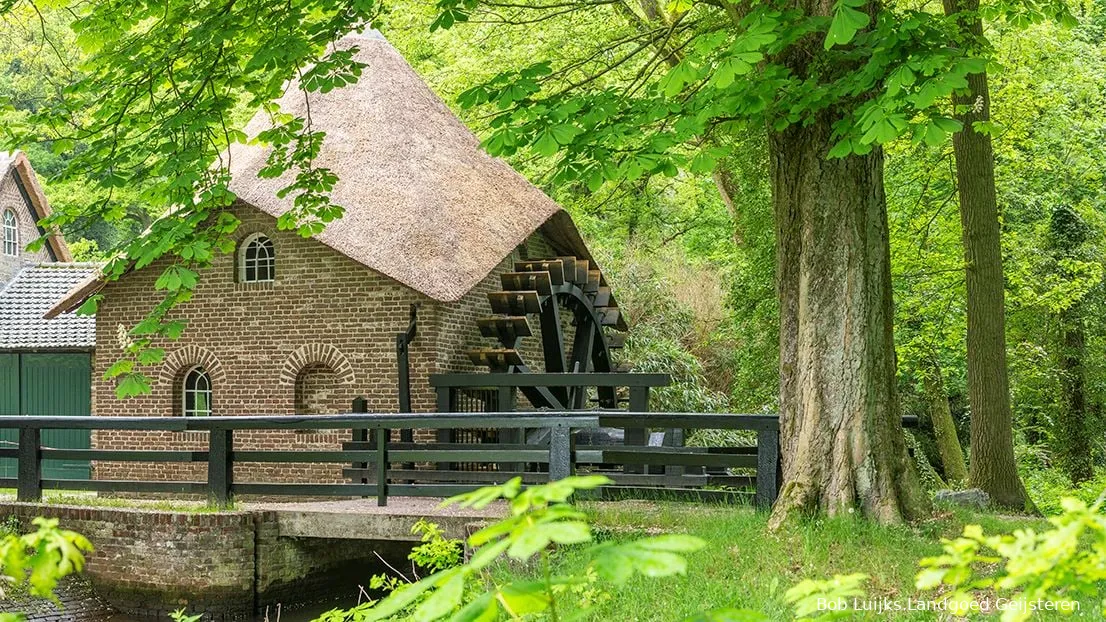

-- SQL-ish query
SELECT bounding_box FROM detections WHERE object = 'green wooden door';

[0,355,17,481]
[0,354,91,480]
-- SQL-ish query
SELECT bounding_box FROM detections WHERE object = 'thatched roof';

[226,30,591,302]
[48,31,603,317]
[1,151,73,263]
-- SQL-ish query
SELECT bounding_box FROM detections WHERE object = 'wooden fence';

[0,411,783,509]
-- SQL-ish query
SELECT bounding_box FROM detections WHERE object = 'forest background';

[2,0,1105,511]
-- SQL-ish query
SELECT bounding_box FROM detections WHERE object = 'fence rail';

[0,410,790,509]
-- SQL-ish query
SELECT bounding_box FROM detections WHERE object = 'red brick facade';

[0,164,55,284]
[91,201,562,482]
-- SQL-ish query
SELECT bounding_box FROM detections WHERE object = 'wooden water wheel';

[468,256,627,410]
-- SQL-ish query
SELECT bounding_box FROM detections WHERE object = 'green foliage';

[916,494,1106,621]
[168,610,203,622]
[0,517,93,622]
[785,573,869,620]
[0,0,384,396]
[1023,465,1106,515]
[408,519,464,574]
[314,476,705,621]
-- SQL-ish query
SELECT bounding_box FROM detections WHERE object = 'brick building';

[0,151,73,285]
[0,152,97,479]
[47,31,623,483]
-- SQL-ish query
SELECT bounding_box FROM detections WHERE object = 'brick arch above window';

[158,346,228,387]
[278,344,356,387]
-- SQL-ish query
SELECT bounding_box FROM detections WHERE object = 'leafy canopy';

[0,0,1075,396]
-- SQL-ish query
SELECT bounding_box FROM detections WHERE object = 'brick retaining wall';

[0,503,409,620]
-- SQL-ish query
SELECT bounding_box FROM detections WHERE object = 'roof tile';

[0,264,97,350]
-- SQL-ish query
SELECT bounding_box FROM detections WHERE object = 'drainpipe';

[396,305,418,458]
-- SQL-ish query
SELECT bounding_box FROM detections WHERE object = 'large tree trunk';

[943,0,1031,511]
[922,359,969,483]
[768,112,929,527]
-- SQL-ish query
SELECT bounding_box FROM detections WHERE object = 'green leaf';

[496,581,552,616]
[932,117,962,133]
[448,592,497,622]
[115,373,151,398]
[104,359,134,378]
[592,535,705,584]
[549,124,583,145]
[827,138,855,158]
[75,294,101,316]
[824,1,870,50]
[413,570,465,622]
[661,62,698,97]
[533,130,560,157]
[136,348,166,366]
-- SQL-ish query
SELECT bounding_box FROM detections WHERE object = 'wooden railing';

[0,411,786,509]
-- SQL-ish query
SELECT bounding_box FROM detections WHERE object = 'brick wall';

[0,168,53,285]
[1,503,256,619]
[91,201,568,482]
[0,502,405,620]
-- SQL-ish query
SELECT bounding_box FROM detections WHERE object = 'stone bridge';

[0,498,503,620]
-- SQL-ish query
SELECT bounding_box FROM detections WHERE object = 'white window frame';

[182,366,212,417]
[239,233,275,283]
[2,209,17,257]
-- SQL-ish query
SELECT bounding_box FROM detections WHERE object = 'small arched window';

[239,233,275,282]
[2,209,17,257]
[182,366,212,417]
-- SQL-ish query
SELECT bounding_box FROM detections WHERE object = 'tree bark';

[1049,205,1092,484]
[713,166,744,246]
[943,0,1031,511]
[1056,306,1092,483]
[768,110,929,527]
[922,359,969,483]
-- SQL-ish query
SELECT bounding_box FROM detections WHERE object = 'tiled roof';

[0,264,98,350]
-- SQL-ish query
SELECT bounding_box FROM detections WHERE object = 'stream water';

[11,575,369,622]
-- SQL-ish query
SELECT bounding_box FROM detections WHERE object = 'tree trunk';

[943,0,1031,511]
[713,166,744,246]
[768,111,929,527]
[1056,306,1092,483]
[1048,205,1093,484]
[922,359,968,483]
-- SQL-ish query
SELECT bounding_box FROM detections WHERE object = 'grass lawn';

[0,489,222,512]
[492,501,1099,621]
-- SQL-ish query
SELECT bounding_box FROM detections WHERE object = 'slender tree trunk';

[1056,306,1092,483]
[768,110,929,527]
[1048,206,1093,484]
[922,359,969,483]
[943,0,1031,511]
[713,166,744,245]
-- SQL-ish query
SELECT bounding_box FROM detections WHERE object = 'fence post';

[17,427,41,502]
[351,397,369,486]
[755,428,780,510]
[497,386,522,472]
[435,388,452,470]
[549,423,572,481]
[376,427,389,507]
[208,428,233,508]
[624,386,650,474]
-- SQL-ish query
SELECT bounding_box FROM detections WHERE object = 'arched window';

[239,233,275,282]
[2,209,17,257]
[182,366,212,417]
